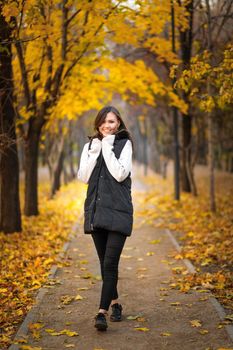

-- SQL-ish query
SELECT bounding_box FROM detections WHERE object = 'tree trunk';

[205,0,216,212]
[51,148,65,197]
[181,112,192,192]
[179,0,193,193]
[0,11,21,232]
[68,140,76,180]
[24,122,42,215]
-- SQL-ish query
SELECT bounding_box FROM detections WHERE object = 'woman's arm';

[101,135,132,182]
[77,138,102,184]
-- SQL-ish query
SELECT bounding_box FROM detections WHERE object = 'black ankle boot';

[94,312,108,331]
[110,303,123,322]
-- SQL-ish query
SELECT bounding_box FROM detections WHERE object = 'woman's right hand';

[89,138,102,153]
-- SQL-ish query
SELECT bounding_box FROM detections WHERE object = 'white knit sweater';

[77,134,132,183]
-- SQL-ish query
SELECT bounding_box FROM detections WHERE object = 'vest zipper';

[90,152,103,231]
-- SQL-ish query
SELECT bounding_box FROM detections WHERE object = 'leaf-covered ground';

[0,165,232,349]
[0,178,85,349]
[136,164,233,314]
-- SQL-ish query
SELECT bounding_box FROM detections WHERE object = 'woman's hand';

[89,138,102,153]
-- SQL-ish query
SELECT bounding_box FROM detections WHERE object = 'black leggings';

[91,229,127,311]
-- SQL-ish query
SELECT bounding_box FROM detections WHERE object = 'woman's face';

[98,112,120,137]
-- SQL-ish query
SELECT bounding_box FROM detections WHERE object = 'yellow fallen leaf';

[199,329,209,334]
[149,239,161,244]
[190,319,202,327]
[174,254,183,260]
[127,315,142,320]
[60,295,75,305]
[19,346,42,350]
[64,345,75,348]
[160,332,172,336]
[45,328,55,333]
[81,273,92,279]
[77,287,89,291]
[170,302,181,306]
[134,327,150,332]
[45,329,78,336]
[79,260,88,264]
[146,252,155,256]
[75,294,83,300]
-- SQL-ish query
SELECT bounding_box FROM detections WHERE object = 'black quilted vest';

[84,130,133,236]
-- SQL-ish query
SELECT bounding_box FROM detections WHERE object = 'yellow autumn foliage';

[136,165,233,310]
[0,179,86,349]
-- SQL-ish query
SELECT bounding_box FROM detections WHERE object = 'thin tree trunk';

[68,140,76,179]
[205,0,216,212]
[0,11,21,232]
[51,149,65,197]
[24,119,44,215]
[179,0,194,193]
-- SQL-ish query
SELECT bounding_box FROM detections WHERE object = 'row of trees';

[0,0,232,233]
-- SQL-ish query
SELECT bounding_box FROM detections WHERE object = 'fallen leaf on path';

[224,314,233,322]
[77,287,89,291]
[172,266,185,274]
[78,260,88,264]
[81,273,92,279]
[45,328,78,336]
[19,346,42,350]
[127,315,142,320]
[75,294,83,300]
[146,251,155,256]
[160,332,172,336]
[64,345,75,348]
[149,239,161,244]
[170,302,181,306]
[134,327,150,332]
[174,254,183,260]
[190,319,202,327]
[94,275,101,280]
[60,295,75,305]
[199,329,209,334]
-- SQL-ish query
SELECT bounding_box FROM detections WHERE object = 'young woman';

[77,106,134,331]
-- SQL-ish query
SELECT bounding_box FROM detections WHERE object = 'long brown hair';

[88,106,134,150]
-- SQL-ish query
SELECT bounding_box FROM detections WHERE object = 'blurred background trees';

[0,0,232,232]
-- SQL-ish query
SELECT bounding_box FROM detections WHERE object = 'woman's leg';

[99,231,127,312]
[91,229,108,282]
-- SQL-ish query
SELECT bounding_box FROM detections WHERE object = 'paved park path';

[10,165,233,350]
